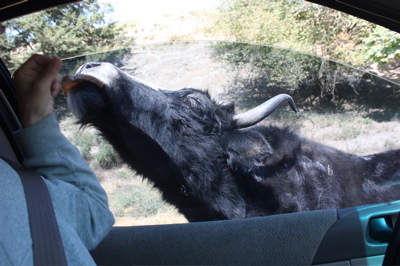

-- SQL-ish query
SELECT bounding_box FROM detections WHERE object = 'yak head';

[62,62,298,221]
[62,62,297,131]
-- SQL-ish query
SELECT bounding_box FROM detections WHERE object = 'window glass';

[60,40,400,225]
[3,0,400,226]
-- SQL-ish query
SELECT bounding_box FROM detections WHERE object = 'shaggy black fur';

[64,62,400,222]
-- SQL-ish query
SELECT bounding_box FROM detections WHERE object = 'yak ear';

[223,130,273,173]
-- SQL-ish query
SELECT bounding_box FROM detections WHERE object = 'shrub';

[94,139,118,169]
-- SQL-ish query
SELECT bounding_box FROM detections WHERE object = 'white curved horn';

[233,94,298,128]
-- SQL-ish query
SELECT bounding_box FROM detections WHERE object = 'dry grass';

[60,119,188,226]
[121,11,219,45]
[296,112,400,155]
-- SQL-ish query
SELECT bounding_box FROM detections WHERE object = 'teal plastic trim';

[313,200,400,264]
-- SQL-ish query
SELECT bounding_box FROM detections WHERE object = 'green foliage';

[292,2,373,65]
[94,137,118,169]
[210,0,400,110]
[110,180,168,218]
[212,42,319,90]
[211,42,366,109]
[106,166,170,218]
[363,26,400,64]
[215,0,301,47]
[72,130,95,160]
[0,0,134,70]
[70,126,119,169]
[385,140,397,150]
[339,125,361,140]
[213,0,373,66]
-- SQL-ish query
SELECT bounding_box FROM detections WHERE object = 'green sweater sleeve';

[15,113,114,250]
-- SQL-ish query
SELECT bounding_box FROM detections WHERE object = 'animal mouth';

[61,74,105,94]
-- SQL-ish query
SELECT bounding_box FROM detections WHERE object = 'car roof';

[1,0,400,33]
[307,0,400,33]
[0,0,78,22]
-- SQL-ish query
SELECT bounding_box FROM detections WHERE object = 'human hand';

[13,54,63,128]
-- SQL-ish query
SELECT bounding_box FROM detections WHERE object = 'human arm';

[15,114,114,249]
[13,55,114,248]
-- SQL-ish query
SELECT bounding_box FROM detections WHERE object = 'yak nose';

[84,62,102,69]
[76,62,102,74]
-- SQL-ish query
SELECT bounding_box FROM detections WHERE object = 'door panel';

[91,202,400,265]
[313,200,400,265]
[91,209,337,265]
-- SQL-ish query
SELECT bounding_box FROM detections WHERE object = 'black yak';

[62,62,400,222]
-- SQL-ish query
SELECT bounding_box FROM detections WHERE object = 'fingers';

[13,54,63,128]
[39,57,62,98]
[51,74,62,97]
[13,55,63,95]
[14,54,54,80]
[40,56,63,85]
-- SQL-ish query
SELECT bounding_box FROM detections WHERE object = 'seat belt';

[1,157,68,266]
[0,58,68,265]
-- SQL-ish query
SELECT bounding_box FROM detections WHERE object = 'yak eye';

[186,95,202,106]
[185,94,206,116]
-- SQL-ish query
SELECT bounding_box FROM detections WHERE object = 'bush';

[70,129,95,161]
[94,139,118,169]
[363,26,400,64]
[212,0,373,67]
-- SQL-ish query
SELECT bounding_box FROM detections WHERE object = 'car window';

[3,0,400,226]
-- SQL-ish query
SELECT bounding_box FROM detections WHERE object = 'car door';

[90,201,400,265]
[2,0,400,265]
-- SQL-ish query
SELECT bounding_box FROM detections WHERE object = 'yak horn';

[233,94,298,128]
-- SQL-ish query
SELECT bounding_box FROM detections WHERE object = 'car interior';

[1,0,400,265]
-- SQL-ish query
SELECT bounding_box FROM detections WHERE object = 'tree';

[292,2,374,66]
[213,0,373,67]
[214,0,301,48]
[363,26,400,64]
[0,0,134,70]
